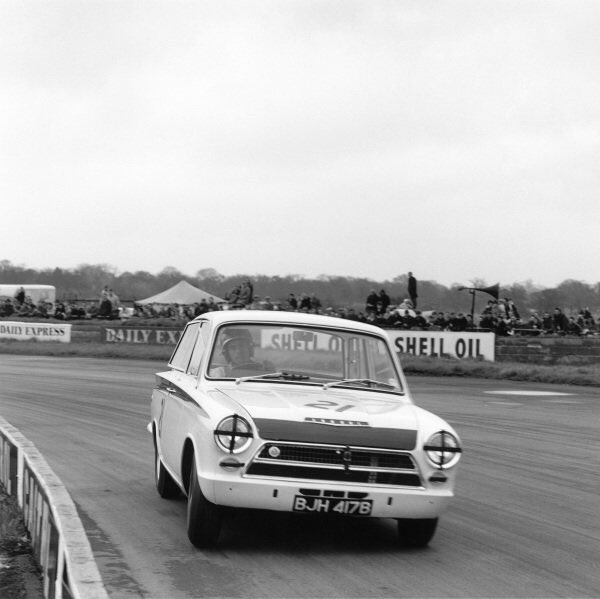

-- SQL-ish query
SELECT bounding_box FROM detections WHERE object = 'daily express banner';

[0,321,72,343]
[386,330,495,361]
[101,326,182,344]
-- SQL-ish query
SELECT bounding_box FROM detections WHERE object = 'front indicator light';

[219,457,245,470]
[424,430,462,469]
[214,415,253,454]
[429,471,448,484]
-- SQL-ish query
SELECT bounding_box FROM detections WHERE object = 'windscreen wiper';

[322,378,397,390]
[235,371,310,385]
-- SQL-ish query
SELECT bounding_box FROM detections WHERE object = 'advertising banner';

[101,326,182,344]
[386,330,495,361]
[0,321,72,343]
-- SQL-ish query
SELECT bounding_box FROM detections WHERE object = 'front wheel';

[397,518,438,548]
[187,455,222,547]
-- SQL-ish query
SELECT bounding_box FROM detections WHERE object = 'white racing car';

[149,310,462,547]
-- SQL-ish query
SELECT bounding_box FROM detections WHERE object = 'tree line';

[1,261,598,317]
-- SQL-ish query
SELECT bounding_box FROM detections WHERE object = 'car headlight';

[214,415,253,454]
[424,430,462,469]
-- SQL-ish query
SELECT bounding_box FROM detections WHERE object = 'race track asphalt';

[0,355,598,598]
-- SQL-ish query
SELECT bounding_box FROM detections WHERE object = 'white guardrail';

[0,416,108,599]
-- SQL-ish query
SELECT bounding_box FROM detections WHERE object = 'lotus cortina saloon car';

[149,310,462,547]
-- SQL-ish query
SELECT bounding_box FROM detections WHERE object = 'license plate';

[293,495,372,516]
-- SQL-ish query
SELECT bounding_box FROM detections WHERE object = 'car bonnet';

[213,384,418,433]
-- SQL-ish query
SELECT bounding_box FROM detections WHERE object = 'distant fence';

[496,336,600,364]
[0,417,108,599]
[3,320,600,364]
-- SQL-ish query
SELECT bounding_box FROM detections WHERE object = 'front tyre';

[397,518,438,548]
[187,455,222,547]
[154,440,179,499]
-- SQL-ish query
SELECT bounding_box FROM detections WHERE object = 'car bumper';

[202,473,454,519]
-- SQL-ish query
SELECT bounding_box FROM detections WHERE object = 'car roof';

[191,310,387,336]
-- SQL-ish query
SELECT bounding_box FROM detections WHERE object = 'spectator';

[194,299,208,316]
[207,296,219,312]
[263,296,274,310]
[506,298,520,320]
[528,312,542,329]
[566,317,582,336]
[108,289,120,310]
[299,293,311,311]
[287,293,298,310]
[541,312,553,333]
[497,299,508,319]
[310,294,322,314]
[402,309,416,329]
[378,307,400,327]
[14,287,25,306]
[434,312,449,330]
[495,317,511,336]
[227,285,242,306]
[465,314,475,330]
[413,310,428,329]
[378,289,391,313]
[581,307,595,330]
[98,297,112,318]
[54,301,67,320]
[478,312,495,331]
[408,272,418,308]
[552,308,569,334]
[0,298,13,317]
[481,300,493,315]
[238,281,253,306]
[427,311,440,329]
[17,297,35,317]
[32,301,49,318]
[450,312,468,332]
[365,290,379,314]
[245,280,254,303]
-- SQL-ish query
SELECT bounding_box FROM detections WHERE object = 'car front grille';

[245,442,423,487]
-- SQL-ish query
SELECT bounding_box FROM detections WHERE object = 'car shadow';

[215,508,417,553]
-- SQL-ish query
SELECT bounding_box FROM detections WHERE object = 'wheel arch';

[181,437,196,495]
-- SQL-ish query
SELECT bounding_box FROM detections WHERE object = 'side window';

[187,323,207,376]
[169,323,199,372]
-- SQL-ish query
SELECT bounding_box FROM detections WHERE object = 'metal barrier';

[0,417,108,599]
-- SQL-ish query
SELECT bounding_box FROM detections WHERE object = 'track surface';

[0,355,598,598]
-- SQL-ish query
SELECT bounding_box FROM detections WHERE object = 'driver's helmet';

[221,328,255,362]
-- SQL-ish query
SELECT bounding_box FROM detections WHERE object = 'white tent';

[136,280,224,305]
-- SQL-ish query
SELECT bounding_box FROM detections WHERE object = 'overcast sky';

[1,1,599,288]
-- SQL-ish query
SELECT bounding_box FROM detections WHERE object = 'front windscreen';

[207,323,403,393]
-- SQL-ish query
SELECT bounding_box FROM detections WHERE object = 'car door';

[159,322,201,474]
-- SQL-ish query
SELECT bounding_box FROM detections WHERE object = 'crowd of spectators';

[1,282,599,337]
[0,295,54,319]
[0,285,122,321]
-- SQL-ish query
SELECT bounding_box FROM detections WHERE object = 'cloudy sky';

[1,1,599,288]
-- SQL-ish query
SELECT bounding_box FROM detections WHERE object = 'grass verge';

[0,487,43,599]
[401,354,600,386]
